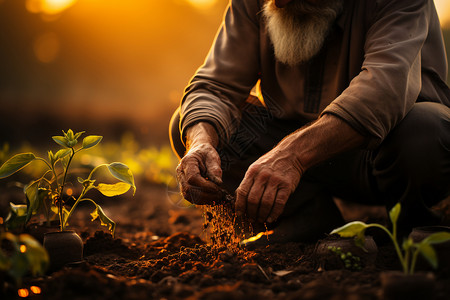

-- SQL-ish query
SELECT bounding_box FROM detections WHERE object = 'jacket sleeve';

[179,0,261,146]
[322,0,431,148]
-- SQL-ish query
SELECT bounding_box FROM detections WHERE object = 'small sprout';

[331,203,450,274]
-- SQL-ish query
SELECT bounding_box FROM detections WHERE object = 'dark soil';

[2,184,450,300]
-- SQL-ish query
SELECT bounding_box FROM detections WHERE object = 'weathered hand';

[176,142,224,205]
[235,142,304,223]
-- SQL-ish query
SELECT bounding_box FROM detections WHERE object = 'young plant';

[0,232,49,286]
[0,129,136,236]
[331,203,450,274]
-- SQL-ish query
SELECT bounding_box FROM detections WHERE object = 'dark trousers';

[170,102,450,239]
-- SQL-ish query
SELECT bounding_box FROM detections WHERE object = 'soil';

[2,183,450,300]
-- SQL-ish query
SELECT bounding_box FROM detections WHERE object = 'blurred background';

[0,0,449,163]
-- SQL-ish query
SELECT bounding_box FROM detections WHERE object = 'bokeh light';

[30,286,42,294]
[18,289,29,298]
[26,0,77,15]
[33,32,60,63]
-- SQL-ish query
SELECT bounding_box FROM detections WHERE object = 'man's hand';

[176,122,224,205]
[235,114,365,223]
[235,136,304,223]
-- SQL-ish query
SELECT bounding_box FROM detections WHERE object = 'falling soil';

[2,184,450,300]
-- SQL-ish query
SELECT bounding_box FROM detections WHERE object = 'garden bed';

[3,184,450,300]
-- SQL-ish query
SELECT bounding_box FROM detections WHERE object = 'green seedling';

[0,232,49,286]
[331,203,450,274]
[327,246,362,271]
[0,129,136,237]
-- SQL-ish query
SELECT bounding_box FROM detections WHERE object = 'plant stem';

[87,164,107,181]
[59,148,75,231]
[368,223,407,273]
[62,186,90,230]
[410,248,420,274]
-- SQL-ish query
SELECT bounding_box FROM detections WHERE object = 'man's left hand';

[235,139,304,223]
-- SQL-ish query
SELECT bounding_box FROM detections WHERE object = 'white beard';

[263,0,344,66]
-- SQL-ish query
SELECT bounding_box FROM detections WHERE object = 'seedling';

[0,130,136,237]
[331,203,450,274]
[0,232,49,286]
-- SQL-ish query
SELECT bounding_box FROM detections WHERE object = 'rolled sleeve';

[180,0,261,146]
[322,0,429,148]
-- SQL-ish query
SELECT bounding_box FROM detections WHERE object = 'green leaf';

[107,162,136,195]
[96,182,131,197]
[82,199,116,237]
[9,251,29,281]
[330,221,368,238]
[18,234,49,276]
[402,237,414,252]
[55,148,71,161]
[82,135,103,150]
[422,232,450,245]
[62,207,70,227]
[64,129,74,140]
[61,154,70,169]
[0,153,36,178]
[74,131,85,140]
[417,243,438,269]
[389,203,401,226]
[25,180,40,222]
[331,221,369,250]
[4,203,28,230]
[48,150,55,165]
[52,136,70,148]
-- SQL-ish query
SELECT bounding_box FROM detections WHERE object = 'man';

[170,0,450,243]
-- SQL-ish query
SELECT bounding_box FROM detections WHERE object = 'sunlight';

[26,0,77,15]
[186,0,218,10]
[435,0,450,28]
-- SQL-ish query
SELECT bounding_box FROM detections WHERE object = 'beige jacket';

[180,0,450,148]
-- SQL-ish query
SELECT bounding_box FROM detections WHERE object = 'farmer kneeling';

[170,0,450,244]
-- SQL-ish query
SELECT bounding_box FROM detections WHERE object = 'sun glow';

[435,0,450,28]
[186,0,218,10]
[26,0,77,15]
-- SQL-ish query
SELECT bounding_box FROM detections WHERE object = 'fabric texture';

[179,0,450,149]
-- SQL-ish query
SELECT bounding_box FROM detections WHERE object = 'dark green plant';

[0,129,136,236]
[327,246,362,271]
[0,232,48,286]
[331,203,450,274]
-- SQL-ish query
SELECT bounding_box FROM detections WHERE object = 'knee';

[169,107,186,159]
[374,102,450,181]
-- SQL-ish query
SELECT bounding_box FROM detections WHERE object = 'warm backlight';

[26,0,77,15]
[186,0,218,9]
[435,0,450,28]
[20,245,27,253]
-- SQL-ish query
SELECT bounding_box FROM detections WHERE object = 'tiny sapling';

[331,203,450,274]
[0,232,49,286]
[0,129,136,236]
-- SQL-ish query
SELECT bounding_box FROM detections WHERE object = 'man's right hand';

[176,122,224,205]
